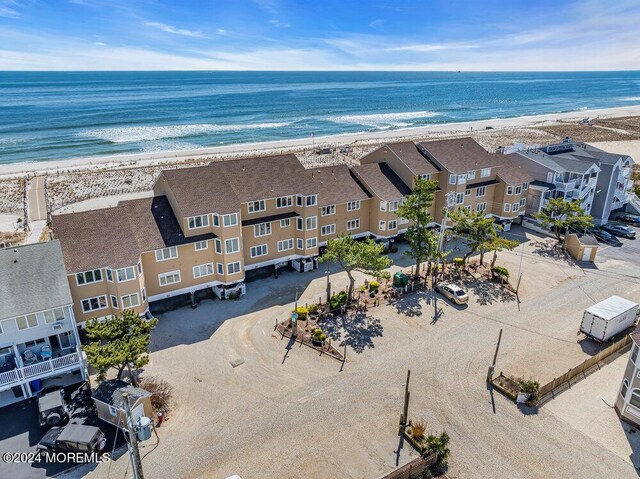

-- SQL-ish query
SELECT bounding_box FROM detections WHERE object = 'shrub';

[330,291,348,310]
[453,257,464,266]
[311,328,327,342]
[369,281,380,291]
[307,303,319,315]
[519,379,540,400]
[492,266,509,278]
[295,306,308,320]
[139,376,174,415]
[359,285,367,293]
[426,432,451,470]
[411,419,426,441]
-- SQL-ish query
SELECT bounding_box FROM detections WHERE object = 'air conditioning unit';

[53,321,64,330]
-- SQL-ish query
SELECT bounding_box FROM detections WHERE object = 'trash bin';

[29,379,42,393]
[393,272,409,288]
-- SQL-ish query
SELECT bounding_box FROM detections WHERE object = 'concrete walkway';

[24,175,47,243]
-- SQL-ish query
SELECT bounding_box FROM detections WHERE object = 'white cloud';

[144,21,206,38]
[368,19,384,30]
[267,19,290,28]
[0,0,23,18]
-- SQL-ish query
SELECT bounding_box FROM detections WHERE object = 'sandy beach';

[0,104,639,228]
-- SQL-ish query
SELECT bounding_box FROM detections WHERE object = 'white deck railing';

[0,352,81,388]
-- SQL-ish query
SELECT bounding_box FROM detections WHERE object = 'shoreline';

[1,103,640,178]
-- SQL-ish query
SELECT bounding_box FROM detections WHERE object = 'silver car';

[436,283,469,304]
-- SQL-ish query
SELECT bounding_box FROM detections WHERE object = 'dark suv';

[616,214,640,226]
[38,424,107,454]
[38,388,69,428]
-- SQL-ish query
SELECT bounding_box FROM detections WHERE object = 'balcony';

[0,352,81,389]
[554,179,579,191]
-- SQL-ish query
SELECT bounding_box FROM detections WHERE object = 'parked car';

[37,424,107,454]
[586,227,620,245]
[616,214,640,226]
[601,223,637,239]
[435,283,469,304]
[38,388,69,428]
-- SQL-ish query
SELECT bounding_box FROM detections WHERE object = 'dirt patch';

[0,229,27,245]
[594,116,640,134]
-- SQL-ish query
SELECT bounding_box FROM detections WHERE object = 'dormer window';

[248,200,265,213]
[188,215,209,230]
[481,168,491,178]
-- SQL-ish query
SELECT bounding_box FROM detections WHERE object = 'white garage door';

[582,247,592,261]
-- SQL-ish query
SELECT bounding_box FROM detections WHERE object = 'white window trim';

[254,222,272,237]
[15,314,39,330]
[467,170,476,180]
[193,263,214,279]
[75,269,103,286]
[306,237,317,249]
[476,186,486,197]
[250,244,269,258]
[297,238,304,249]
[306,216,317,231]
[449,174,456,185]
[214,239,222,254]
[347,219,360,231]
[155,246,178,262]
[227,261,241,275]
[116,266,136,283]
[216,263,224,275]
[277,238,294,252]
[276,196,293,209]
[321,205,336,216]
[105,268,113,283]
[456,193,464,205]
[81,295,108,314]
[306,195,318,207]
[187,214,210,230]
[388,220,397,230]
[476,202,487,212]
[159,270,181,287]
[504,203,511,212]
[347,200,361,211]
[506,186,513,195]
[280,218,291,228]
[194,240,208,251]
[223,213,238,227]
[225,237,241,254]
[247,200,266,213]
[120,293,141,309]
[481,168,491,178]
[379,220,386,231]
[321,224,336,236]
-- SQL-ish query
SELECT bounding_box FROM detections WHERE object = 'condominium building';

[0,241,86,407]
[510,138,634,224]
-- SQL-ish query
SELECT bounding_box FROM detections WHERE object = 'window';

[247,200,265,213]
[76,269,103,286]
[380,201,387,212]
[347,200,360,211]
[193,263,214,278]
[306,195,318,207]
[223,213,238,227]
[137,261,142,275]
[105,268,113,282]
[276,196,293,208]
[297,238,304,249]
[481,168,491,177]
[110,295,118,309]
[216,263,224,275]
[321,205,336,216]
[188,214,209,229]
[108,405,118,417]
[43,307,65,323]
[476,202,487,212]
[296,195,303,207]
[214,239,222,254]
[621,379,629,399]
[250,244,268,258]
[225,238,240,254]
[121,293,140,309]
[194,240,208,251]
[399,217,409,225]
[142,288,146,302]
[278,238,294,252]
[321,224,336,236]
[420,174,431,180]
[159,271,181,287]
[81,295,107,313]
[296,217,304,231]
[388,220,397,230]
[512,203,519,212]
[631,389,640,409]
[632,344,639,363]
[456,193,464,205]
[116,267,135,282]
[463,205,472,212]
[458,174,466,185]
[465,189,471,196]
[514,186,522,195]
[475,186,486,197]
[155,247,177,262]
[523,182,529,190]
[254,222,272,237]
[449,174,456,185]
[379,220,386,231]
[504,203,511,212]
[227,262,241,274]
[280,218,291,228]
[507,186,513,195]
[306,216,317,231]
[306,237,317,249]
[467,170,476,180]
[16,314,38,330]
[212,214,220,227]
[519,198,526,207]
[347,219,360,231]
[388,201,399,212]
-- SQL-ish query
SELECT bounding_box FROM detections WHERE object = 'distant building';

[0,241,86,407]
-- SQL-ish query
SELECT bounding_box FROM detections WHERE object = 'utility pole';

[292,287,299,337]
[435,191,456,284]
[122,392,144,479]
[325,264,331,310]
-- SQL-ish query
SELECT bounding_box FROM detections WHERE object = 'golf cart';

[38,388,69,428]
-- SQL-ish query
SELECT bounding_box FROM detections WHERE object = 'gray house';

[510,138,634,224]
[0,241,87,407]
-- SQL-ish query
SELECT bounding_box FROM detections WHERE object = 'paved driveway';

[72,227,640,479]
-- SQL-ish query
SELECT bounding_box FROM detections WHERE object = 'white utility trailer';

[579,296,639,342]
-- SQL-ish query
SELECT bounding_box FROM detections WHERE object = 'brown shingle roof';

[495,153,535,186]
[53,196,214,273]
[385,142,439,176]
[307,165,372,206]
[160,154,318,216]
[418,137,503,174]
[352,163,411,201]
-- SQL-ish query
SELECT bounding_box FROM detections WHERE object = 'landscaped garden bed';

[490,373,540,405]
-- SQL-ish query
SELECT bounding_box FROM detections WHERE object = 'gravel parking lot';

[68,225,640,479]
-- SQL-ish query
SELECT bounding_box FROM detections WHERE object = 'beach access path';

[24,175,47,244]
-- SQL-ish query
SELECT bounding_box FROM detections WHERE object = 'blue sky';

[0,0,639,70]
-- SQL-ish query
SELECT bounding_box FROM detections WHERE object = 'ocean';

[1,71,639,165]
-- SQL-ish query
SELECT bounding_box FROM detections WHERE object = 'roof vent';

[242,165,246,171]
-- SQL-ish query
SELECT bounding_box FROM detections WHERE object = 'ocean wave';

[329,110,439,129]
[620,97,640,102]
[79,122,291,143]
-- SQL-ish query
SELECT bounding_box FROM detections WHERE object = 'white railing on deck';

[0,352,81,387]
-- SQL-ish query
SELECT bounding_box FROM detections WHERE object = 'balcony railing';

[0,352,81,388]
[554,179,578,191]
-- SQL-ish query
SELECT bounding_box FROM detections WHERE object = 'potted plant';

[311,328,327,346]
[307,303,319,317]
[294,306,308,320]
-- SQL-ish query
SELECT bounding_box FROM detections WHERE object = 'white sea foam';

[329,110,439,129]
[620,97,640,102]
[80,122,291,143]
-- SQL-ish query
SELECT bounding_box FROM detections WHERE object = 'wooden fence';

[379,453,438,479]
[537,334,632,405]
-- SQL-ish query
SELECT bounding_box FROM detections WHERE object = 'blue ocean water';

[0,71,639,165]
